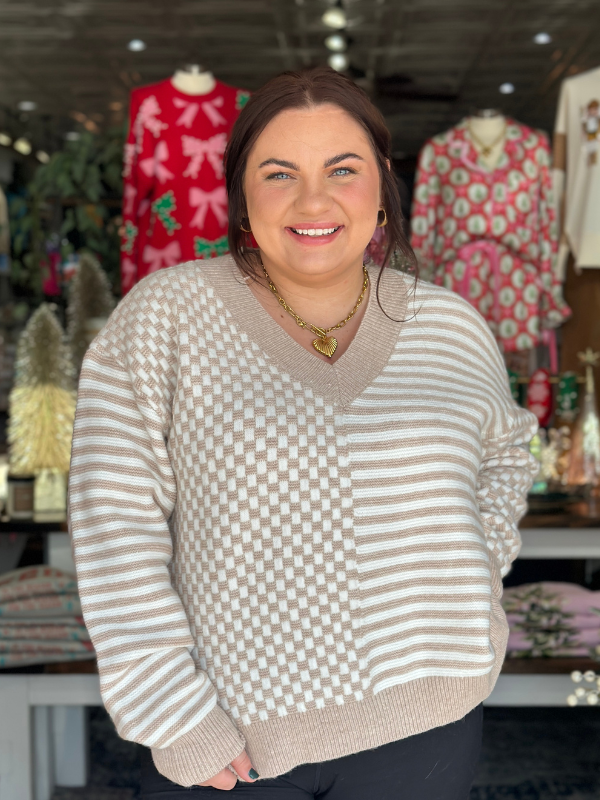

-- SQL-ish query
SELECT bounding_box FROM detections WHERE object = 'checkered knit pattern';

[68,256,539,787]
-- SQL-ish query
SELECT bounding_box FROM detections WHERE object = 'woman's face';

[244,103,381,282]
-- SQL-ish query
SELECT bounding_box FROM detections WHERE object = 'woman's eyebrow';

[258,157,299,170]
[257,152,366,170]
[323,152,365,167]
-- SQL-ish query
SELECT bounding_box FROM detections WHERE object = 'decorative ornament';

[67,253,114,373]
[568,669,600,707]
[557,372,580,423]
[567,348,600,488]
[537,427,572,484]
[507,368,520,403]
[8,304,76,477]
[526,368,553,427]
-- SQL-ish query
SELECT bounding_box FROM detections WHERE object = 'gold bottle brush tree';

[7,304,76,518]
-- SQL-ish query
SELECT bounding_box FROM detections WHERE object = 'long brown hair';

[224,65,416,283]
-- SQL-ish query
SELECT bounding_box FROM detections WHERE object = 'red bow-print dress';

[410,119,570,353]
[120,79,250,294]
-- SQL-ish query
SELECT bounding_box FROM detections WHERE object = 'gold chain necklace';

[260,262,369,358]
[467,121,507,158]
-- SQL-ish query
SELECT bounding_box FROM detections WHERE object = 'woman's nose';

[294,178,333,216]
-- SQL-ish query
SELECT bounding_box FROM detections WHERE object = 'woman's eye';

[267,172,292,180]
[332,167,354,177]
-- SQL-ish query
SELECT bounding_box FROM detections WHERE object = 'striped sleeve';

[68,344,246,787]
[473,319,539,581]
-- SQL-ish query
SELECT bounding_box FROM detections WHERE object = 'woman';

[69,66,538,799]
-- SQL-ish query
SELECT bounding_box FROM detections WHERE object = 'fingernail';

[248,768,259,780]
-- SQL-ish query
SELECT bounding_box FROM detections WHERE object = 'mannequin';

[121,66,249,293]
[410,112,570,359]
[171,64,216,96]
[467,110,507,171]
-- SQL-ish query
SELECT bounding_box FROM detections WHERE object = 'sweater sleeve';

[68,343,246,787]
[474,320,540,582]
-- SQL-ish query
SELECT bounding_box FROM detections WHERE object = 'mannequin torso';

[171,66,216,96]
[467,114,507,170]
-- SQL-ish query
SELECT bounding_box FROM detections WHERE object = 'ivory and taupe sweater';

[68,256,538,786]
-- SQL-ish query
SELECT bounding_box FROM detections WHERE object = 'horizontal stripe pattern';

[345,290,538,696]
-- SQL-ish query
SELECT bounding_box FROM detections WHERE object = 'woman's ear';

[385,158,391,171]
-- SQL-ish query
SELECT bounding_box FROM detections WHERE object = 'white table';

[0,675,101,800]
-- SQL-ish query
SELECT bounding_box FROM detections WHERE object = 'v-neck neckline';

[199,256,409,407]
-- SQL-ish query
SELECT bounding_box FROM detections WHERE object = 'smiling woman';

[222,66,413,363]
[69,66,539,800]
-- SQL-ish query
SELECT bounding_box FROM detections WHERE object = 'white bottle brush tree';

[8,304,76,477]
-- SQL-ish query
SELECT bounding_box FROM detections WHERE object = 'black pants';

[140,703,483,800]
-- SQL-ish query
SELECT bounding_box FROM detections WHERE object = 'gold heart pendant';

[312,336,338,358]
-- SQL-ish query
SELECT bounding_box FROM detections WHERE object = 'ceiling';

[1,0,600,162]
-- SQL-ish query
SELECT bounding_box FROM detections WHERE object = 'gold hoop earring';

[376,207,388,228]
[240,223,252,233]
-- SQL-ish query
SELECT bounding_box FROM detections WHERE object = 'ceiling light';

[13,138,32,156]
[109,101,123,111]
[127,39,146,52]
[17,100,37,112]
[534,32,552,45]
[65,131,81,141]
[499,82,515,94]
[36,150,50,164]
[328,53,349,71]
[325,34,347,52]
[0,133,11,147]
[322,7,347,29]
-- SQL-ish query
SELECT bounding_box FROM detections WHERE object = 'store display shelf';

[501,657,598,674]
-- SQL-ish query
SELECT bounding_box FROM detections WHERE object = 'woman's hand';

[198,750,259,790]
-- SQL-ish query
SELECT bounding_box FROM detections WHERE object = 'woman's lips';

[285,225,343,245]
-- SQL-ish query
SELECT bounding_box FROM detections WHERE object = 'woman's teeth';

[290,227,340,236]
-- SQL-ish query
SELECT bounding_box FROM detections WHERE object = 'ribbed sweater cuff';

[151,704,246,787]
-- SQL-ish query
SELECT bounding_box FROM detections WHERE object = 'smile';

[289,226,341,237]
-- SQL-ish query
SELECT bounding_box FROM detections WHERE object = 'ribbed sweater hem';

[242,669,501,779]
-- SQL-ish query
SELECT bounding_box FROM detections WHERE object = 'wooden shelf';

[501,657,599,675]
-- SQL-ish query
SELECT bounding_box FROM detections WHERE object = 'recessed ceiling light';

[322,8,347,29]
[109,101,123,111]
[534,32,552,45]
[328,53,349,71]
[65,131,81,141]
[13,138,32,155]
[17,101,37,112]
[36,150,50,164]
[499,82,515,94]
[128,39,146,52]
[325,34,347,52]
[0,133,11,147]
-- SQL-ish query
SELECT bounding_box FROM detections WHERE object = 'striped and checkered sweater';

[68,256,538,786]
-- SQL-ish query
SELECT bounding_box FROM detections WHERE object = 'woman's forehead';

[250,105,372,159]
